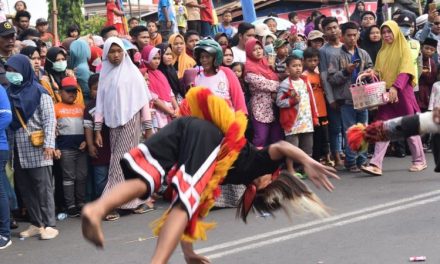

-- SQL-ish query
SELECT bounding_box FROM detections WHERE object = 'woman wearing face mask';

[292,34,307,51]
[360,25,382,64]
[69,40,92,101]
[6,54,59,240]
[44,47,84,105]
[361,21,426,176]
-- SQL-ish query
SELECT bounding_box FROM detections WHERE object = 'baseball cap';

[395,14,414,27]
[273,38,289,50]
[307,30,324,41]
[0,21,16,37]
[255,23,270,37]
[36,18,49,26]
[416,14,428,27]
[61,77,78,91]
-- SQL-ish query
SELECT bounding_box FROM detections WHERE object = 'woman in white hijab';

[94,37,153,220]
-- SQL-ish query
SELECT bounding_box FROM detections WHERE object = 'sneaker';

[67,207,80,218]
[0,236,12,249]
[20,225,43,238]
[40,227,59,240]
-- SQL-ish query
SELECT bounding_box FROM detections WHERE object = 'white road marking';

[195,190,440,259]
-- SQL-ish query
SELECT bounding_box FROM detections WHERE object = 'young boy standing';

[273,38,290,80]
[276,55,319,177]
[55,77,88,217]
[303,47,332,165]
[83,74,110,199]
[218,10,237,39]
[417,38,438,112]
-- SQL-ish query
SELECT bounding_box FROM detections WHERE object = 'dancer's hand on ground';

[302,157,340,192]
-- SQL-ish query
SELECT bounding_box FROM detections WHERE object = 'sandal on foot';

[334,163,345,171]
[105,211,120,221]
[133,203,155,214]
[409,163,427,172]
[347,165,361,173]
[360,165,382,176]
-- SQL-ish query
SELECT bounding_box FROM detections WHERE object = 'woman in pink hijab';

[141,45,179,129]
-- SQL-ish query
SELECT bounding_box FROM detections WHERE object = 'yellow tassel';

[150,209,171,237]
[181,221,217,242]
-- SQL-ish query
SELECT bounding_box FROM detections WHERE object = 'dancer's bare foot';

[82,203,105,248]
[184,253,211,264]
[181,241,211,264]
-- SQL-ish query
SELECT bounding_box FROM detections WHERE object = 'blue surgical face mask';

[52,60,67,72]
[294,41,306,51]
[264,44,275,54]
[399,26,411,37]
[6,72,23,85]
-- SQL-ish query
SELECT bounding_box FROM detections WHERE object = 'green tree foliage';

[83,15,106,35]
[47,0,85,40]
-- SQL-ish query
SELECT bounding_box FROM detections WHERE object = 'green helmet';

[194,38,223,67]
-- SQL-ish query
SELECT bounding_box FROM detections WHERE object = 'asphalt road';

[2,154,440,264]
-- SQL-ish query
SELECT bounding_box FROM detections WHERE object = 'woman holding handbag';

[361,21,426,176]
[6,54,59,240]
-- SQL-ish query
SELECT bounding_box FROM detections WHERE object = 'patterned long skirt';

[103,112,144,209]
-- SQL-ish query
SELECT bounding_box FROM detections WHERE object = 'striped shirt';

[55,102,85,150]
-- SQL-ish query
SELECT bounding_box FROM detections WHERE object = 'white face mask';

[52,60,67,72]
[399,26,411,37]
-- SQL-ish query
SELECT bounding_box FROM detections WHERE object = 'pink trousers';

[369,135,426,169]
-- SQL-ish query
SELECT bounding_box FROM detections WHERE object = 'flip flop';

[105,211,120,221]
[408,163,427,172]
[360,165,382,176]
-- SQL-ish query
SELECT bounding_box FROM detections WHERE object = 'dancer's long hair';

[237,171,329,223]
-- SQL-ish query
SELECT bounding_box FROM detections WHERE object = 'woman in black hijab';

[156,43,184,99]
[360,25,382,64]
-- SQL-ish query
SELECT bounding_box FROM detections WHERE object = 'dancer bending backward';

[82,88,339,264]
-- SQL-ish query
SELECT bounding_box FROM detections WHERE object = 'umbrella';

[251,17,293,31]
